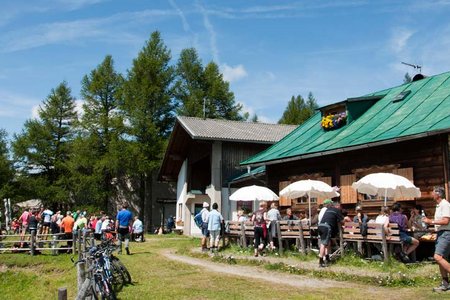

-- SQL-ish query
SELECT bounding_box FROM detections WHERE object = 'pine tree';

[12,82,77,205]
[0,129,13,199]
[174,48,244,120]
[203,62,243,120]
[278,92,318,125]
[70,55,125,208]
[121,31,176,226]
[174,48,205,117]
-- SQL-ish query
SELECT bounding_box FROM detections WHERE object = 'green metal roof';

[242,71,450,166]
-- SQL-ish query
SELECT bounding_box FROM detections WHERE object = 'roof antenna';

[401,61,422,74]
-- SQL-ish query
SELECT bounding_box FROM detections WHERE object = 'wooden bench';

[342,222,401,262]
[276,220,306,254]
[224,221,245,246]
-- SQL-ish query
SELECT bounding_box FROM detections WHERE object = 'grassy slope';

[0,235,444,299]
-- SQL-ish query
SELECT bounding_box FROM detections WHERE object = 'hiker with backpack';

[252,201,268,257]
[196,202,210,252]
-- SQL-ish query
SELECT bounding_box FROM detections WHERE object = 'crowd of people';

[227,185,449,274]
[13,202,141,255]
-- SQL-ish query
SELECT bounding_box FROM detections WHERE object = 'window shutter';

[279,181,291,206]
[317,176,332,204]
[340,174,357,204]
[393,167,415,201]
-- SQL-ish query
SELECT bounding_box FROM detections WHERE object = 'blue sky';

[2,0,450,138]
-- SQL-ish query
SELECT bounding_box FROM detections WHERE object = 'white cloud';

[197,1,220,63]
[389,28,415,54]
[221,64,248,82]
[169,0,191,32]
[0,9,176,53]
[31,104,41,119]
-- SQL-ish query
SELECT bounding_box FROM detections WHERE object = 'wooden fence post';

[52,235,58,255]
[30,230,36,256]
[77,230,82,260]
[72,233,76,255]
[276,221,283,254]
[58,287,67,300]
[77,261,86,293]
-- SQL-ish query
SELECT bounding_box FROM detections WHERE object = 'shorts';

[399,231,413,245]
[43,222,51,227]
[118,227,130,241]
[318,223,332,246]
[201,223,209,237]
[435,231,450,258]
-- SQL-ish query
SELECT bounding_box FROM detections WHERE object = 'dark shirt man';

[318,203,343,267]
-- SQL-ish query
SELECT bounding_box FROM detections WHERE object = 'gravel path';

[162,250,380,291]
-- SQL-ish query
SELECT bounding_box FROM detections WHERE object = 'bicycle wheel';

[93,273,116,300]
[111,256,132,284]
[110,261,125,292]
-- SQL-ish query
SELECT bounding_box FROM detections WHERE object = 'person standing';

[200,202,210,252]
[116,203,133,255]
[132,216,144,242]
[423,186,450,292]
[19,208,30,247]
[252,201,268,257]
[267,202,281,250]
[41,207,53,239]
[60,211,74,253]
[207,203,224,253]
[318,201,343,267]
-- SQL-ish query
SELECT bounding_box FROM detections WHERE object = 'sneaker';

[319,262,326,268]
[399,252,410,263]
[433,284,449,292]
[126,247,130,255]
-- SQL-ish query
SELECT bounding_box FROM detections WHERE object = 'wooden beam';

[442,134,450,199]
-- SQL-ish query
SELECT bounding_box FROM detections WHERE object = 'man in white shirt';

[200,202,210,252]
[423,186,450,292]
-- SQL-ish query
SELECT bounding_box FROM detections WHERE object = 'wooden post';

[77,230,82,260]
[77,261,86,293]
[298,222,306,254]
[30,230,36,256]
[339,225,344,257]
[58,287,67,300]
[276,221,283,254]
[72,233,76,255]
[381,228,389,262]
[82,230,87,253]
[241,222,247,248]
[52,235,57,256]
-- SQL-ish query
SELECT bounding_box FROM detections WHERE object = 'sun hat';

[323,199,333,205]
[203,202,209,208]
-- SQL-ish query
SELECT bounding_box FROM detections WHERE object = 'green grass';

[0,235,443,299]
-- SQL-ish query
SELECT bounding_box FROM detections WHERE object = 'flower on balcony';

[321,112,347,130]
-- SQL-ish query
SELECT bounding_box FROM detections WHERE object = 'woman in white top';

[267,203,281,250]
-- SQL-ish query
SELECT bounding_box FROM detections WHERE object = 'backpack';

[194,211,203,229]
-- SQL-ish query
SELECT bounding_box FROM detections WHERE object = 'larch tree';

[278,93,318,125]
[120,31,176,226]
[12,82,77,205]
[70,55,125,209]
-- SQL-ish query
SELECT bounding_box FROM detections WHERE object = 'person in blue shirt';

[115,202,133,255]
[207,203,224,253]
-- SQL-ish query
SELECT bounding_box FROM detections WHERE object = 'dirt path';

[162,250,378,291]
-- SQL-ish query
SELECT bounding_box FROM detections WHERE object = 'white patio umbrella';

[229,185,279,201]
[279,179,340,224]
[351,172,421,206]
